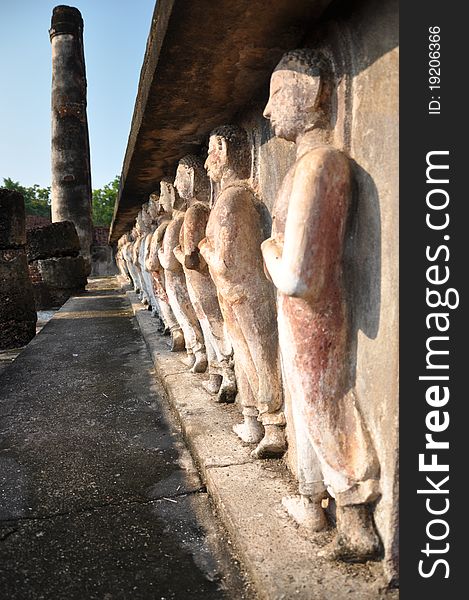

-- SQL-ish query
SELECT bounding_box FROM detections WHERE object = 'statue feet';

[181,351,195,367]
[282,495,328,532]
[169,329,185,352]
[202,374,222,394]
[216,371,237,404]
[191,350,208,373]
[251,424,286,459]
[318,504,382,563]
[233,416,264,444]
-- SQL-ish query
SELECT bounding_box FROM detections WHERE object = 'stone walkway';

[0,278,251,599]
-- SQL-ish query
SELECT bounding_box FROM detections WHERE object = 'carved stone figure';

[200,125,286,458]
[146,193,184,350]
[173,155,236,402]
[158,178,207,371]
[135,210,153,307]
[139,202,161,315]
[130,219,147,303]
[116,234,131,283]
[122,229,140,293]
[261,49,381,561]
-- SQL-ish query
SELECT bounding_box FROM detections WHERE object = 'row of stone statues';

[116,49,381,563]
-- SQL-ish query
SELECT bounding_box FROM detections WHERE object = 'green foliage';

[2,177,51,218]
[2,175,120,227]
[92,175,119,227]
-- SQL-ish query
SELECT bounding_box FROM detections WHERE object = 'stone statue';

[146,193,185,350]
[139,202,160,315]
[132,215,148,305]
[261,49,381,561]
[200,125,286,458]
[116,234,131,283]
[157,178,207,372]
[123,228,141,294]
[173,155,237,402]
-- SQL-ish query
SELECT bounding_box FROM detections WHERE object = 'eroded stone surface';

[0,190,37,350]
[26,221,80,262]
[49,6,93,271]
[0,189,26,249]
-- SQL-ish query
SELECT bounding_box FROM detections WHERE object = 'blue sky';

[0,0,155,190]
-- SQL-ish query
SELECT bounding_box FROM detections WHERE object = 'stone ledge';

[126,290,398,600]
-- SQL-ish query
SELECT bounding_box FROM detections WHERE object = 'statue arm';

[199,190,245,277]
[173,243,185,266]
[184,204,209,271]
[158,221,181,271]
[156,221,169,244]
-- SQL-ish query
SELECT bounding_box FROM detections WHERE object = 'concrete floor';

[0,279,251,599]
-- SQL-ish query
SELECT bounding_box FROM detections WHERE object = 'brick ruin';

[0,189,37,350]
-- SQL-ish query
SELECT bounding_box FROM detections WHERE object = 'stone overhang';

[109,0,333,242]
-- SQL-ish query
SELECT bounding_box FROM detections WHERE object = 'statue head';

[174,154,210,202]
[159,177,178,213]
[263,49,331,142]
[135,210,144,234]
[205,125,251,182]
[140,202,153,230]
[148,192,160,221]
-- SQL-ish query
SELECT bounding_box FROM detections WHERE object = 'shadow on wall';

[345,160,381,346]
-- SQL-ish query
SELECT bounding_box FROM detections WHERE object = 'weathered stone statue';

[139,202,161,314]
[145,193,184,350]
[135,211,151,306]
[116,234,131,284]
[158,178,207,371]
[173,155,236,402]
[200,125,286,458]
[261,49,381,561]
[122,229,140,293]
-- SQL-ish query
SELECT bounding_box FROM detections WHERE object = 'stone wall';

[26,215,51,230]
[0,189,37,350]
[26,221,87,309]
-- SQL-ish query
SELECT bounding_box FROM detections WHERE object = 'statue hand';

[184,250,200,270]
[198,237,210,258]
[261,237,282,261]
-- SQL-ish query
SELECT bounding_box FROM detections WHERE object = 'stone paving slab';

[0,280,251,599]
[128,290,399,600]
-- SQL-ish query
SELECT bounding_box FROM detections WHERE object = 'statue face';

[174,163,192,200]
[135,213,143,233]
[148,197,159,220]
[160,181,174,212]
[205,136,226,183]
[263,70,321,142]
[141,207,152,229]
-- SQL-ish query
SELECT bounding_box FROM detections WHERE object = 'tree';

[2,176,119,226]
[2,178,51,218]
[92,175,119,227]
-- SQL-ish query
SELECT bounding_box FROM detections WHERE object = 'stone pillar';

[0,189,37,350]
[49,5,92,274]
